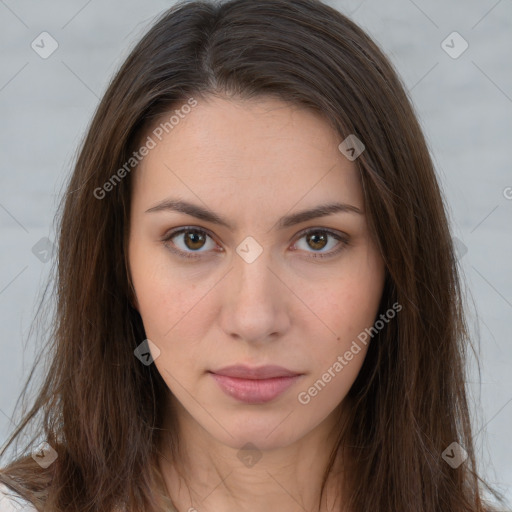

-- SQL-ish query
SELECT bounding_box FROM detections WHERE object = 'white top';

[0,484,37,511]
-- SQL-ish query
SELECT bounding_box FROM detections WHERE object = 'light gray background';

[0,0,511,506]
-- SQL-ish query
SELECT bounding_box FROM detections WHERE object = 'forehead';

[132,95,363,218]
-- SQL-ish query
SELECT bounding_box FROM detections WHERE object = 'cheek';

[295,266,383,413]
[128,238,219,380]
[304,245,385,372]
[129,237,200,334]
[132,265,203,385]
[321,254,384,336]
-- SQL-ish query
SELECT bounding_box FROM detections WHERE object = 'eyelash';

[161,227,349,260]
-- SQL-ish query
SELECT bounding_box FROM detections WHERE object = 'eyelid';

[161,226,349,260]
[291,227,349,259]
[160,226,221,259]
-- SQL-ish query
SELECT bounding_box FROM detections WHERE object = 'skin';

[128,95,386,512]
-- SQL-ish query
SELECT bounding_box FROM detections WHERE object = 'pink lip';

[209,365,303,404]
[211,364,301,379]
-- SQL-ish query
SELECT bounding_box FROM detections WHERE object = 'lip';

[211,364,301,379]
[209,365,303,404]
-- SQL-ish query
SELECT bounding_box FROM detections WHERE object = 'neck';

[157,397,350,512]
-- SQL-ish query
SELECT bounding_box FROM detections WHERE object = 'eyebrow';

[145,198,363,230]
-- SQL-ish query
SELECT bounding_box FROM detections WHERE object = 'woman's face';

[128,95,386,451]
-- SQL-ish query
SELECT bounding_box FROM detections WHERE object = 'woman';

[0,0,507,511]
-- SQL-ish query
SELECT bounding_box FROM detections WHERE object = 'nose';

[218,244,292,345]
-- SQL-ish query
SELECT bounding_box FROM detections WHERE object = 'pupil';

[309,232,326,250]
[186,231,204,250]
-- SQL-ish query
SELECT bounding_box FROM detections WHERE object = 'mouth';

[208,365,304,404]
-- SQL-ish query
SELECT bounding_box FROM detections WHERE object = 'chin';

[204,413,307,451]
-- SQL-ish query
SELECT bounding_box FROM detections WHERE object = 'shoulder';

[0,483,37,511]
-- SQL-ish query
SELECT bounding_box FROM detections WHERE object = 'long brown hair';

[0,1,507,511]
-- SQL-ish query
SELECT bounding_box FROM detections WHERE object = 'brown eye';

[161,227,217,259]
[306,231,328,251]
[293,229,349,259]
[161,226,348,261]
[183,230,207,250]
